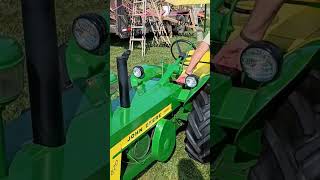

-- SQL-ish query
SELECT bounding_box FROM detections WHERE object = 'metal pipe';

[117,50,131,108]
[21,0,65,147]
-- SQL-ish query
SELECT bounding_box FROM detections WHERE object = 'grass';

[110,33,210,180]
[137,131,210,180]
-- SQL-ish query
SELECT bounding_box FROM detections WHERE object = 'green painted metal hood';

[110,79,181,147]
[110,71,117,84]
[0,87,107,180]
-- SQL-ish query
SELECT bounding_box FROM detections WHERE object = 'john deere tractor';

[212,0,320,179]
[0,0,107,179]
[110,39,210,179]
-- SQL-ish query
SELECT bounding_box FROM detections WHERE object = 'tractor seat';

[230,2,320,52]
[182,50,210,78]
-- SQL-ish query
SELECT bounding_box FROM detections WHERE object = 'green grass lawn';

[110,34,210,180]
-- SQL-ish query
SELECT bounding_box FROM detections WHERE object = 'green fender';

[66,39,107,81]
[182,74,210,104]
[235,40,320,154]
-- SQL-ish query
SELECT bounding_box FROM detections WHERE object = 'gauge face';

[73,18,100,51]
[241,47,278,82]
[133,66,144,78]
[185,75,198,88]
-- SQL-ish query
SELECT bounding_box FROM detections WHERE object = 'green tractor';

[212,0,320,179]
[0,0,107,179]
[110,39,210,179]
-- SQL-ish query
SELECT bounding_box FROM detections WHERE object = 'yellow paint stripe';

[110,153,122,179]
[110,104,172,180]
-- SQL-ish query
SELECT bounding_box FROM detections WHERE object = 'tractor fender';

[235,40,320,147]
[65,39,107,81]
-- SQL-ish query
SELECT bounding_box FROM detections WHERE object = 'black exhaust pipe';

[117,50,131,108]
[21,0,65,147]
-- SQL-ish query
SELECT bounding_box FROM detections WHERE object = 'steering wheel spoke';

[171,39,196,60]
[176,43,183,56]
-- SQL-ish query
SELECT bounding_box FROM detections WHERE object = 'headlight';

[185,75,198,88]
[72,13,107,51]
[240,41,282,83]
[133,66,144,78]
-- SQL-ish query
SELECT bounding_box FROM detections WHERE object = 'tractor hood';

[111,73,209,147]
[110,78,181,147]
[110,48,210,147]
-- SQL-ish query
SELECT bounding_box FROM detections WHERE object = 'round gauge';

[133,66,144,78]
[72,14,107,52]
[185,74,198,88]
[240,41,282,83]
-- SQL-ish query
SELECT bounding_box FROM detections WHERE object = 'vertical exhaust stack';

[117,50,131,108]
[21,0,65,146]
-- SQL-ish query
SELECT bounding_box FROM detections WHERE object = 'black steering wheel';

[224,0,253,14]
[171,39,196,61]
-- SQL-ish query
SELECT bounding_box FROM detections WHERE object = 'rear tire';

[296,70,320,109]
[249,91,320,180]
[185,89,210,163]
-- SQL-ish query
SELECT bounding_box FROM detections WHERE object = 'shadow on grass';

[110,34,130,49]
[178,158,204,180]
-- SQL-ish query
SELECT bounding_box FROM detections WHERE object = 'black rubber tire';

[296,70,320,107]
[185,89,210,163]
[249,91,320,180]
[249,97,301,180]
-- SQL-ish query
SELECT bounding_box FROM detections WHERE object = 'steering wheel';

[170,39,196,61]
[224,1,252,15]
[224,0,253,14]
